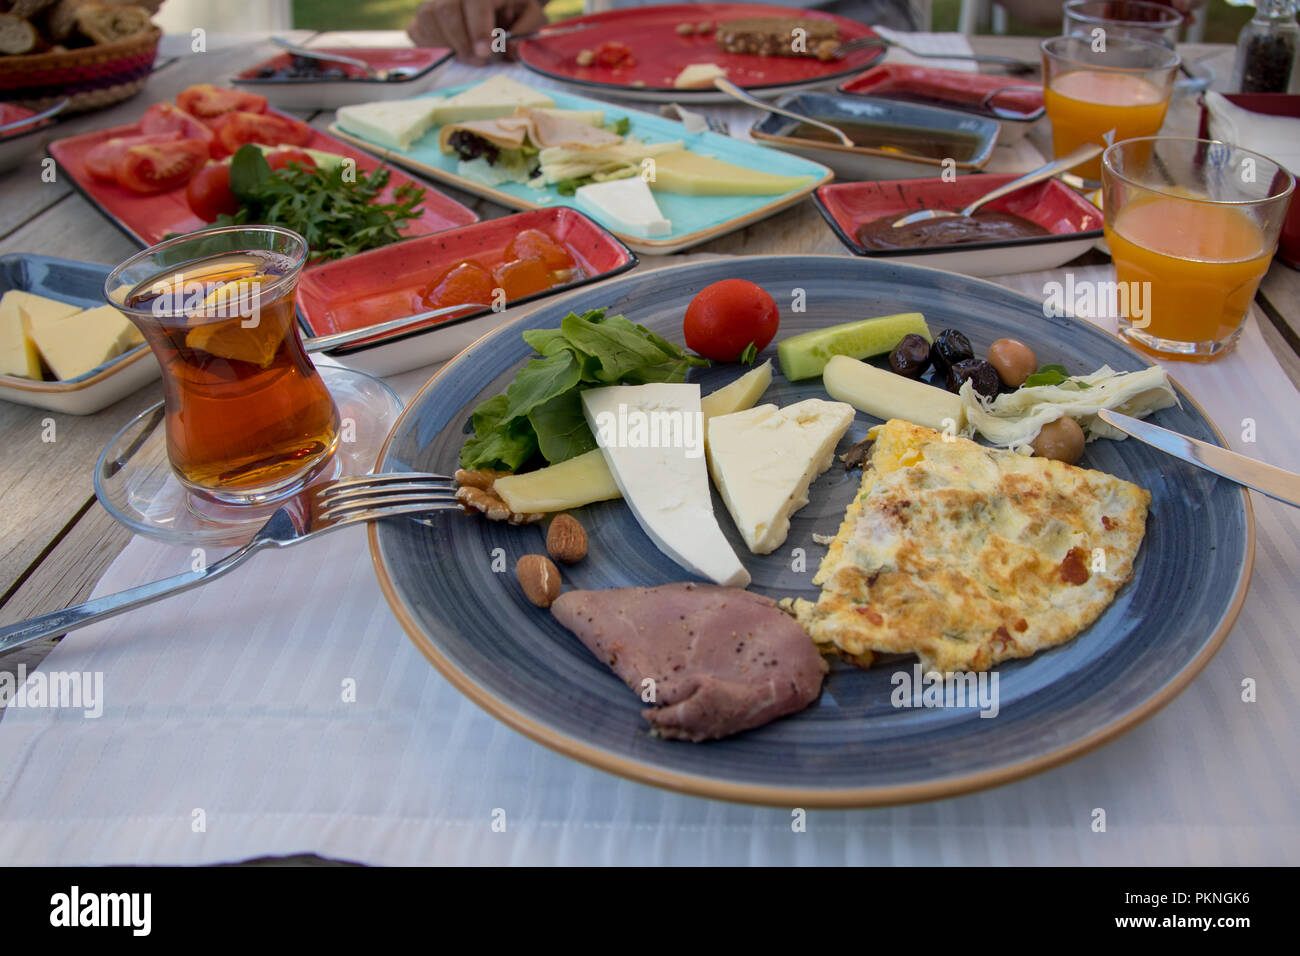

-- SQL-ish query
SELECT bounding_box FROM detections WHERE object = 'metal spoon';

[269,37,416,81]
[0,98,68,135]
[713,77,853,147]
[832,35,1038,75]
[303,302,492,353]
[891,143,1102,229]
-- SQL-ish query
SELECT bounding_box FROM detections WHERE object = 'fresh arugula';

[460,308,710,471]
[1023,363,1092,389]
[217,144,426,262]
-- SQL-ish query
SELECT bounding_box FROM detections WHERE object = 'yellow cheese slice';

[648,150,813,195]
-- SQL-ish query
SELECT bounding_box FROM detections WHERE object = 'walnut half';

[454,469,544,525]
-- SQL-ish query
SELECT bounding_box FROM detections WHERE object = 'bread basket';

[0,24,160,113]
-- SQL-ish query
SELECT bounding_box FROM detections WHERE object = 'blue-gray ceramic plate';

[369,256,1253,808]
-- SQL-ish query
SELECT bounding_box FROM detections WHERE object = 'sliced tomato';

[185,161,239,221]
[84,132,180,181]
[115,138,209,194]
[176,84,267,119]
[140,103,214,146]
[211,111,313,157]
[594,41,636,69]
[264,146,317,172]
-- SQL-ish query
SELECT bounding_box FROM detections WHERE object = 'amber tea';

[110,229,339,503]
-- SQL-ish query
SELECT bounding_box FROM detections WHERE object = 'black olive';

[888,333,932,379]
[841,437,874,470]
[946,358,1000,399]
[257,66,275,78]
[930,328,973,375]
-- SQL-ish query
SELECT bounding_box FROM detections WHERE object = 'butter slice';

[0,298,42,378]
[0,289,81,329]
[336,97,442,150]
[28,304,143,381]
[707,399,855,554]
[429,75,553,125]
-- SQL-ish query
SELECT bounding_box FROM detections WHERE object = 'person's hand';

[407,0,548,64]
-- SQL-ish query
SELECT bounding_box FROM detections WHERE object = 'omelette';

[789,419,1151,673]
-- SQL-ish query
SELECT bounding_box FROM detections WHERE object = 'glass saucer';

[95,365,403,547]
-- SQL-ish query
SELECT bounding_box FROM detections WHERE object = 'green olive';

[987,337,1038,388]
[1032,416,1086,464]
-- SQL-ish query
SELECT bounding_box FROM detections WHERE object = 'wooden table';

[1,33,1297,748]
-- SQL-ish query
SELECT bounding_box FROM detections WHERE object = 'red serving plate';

[295,207,637,355]
[517,2,885,95]
[816,174,1103,257]
[839,63,1044,120]
[232,47,451,83]
[1197,92,1300,269]
[47,111,478,248]
[0,102,58,140]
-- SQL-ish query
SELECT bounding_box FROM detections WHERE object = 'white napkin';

[1,264,1298,865]
[1204,91,1300,176]
[873,27,977,71]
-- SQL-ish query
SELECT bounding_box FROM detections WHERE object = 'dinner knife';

[1097,409,1300,508]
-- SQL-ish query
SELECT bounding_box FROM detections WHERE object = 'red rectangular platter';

[47,111,478,248]
[816,174,1103,256]
[295,207,637,354]
[232,47,451,83]
[839,63,1044,120]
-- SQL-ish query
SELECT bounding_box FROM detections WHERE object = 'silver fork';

[0,472,459,656]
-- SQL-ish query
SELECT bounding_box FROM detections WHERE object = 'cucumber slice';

[777,312,931,381]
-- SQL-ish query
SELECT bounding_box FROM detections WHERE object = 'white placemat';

[0,263,1297,865]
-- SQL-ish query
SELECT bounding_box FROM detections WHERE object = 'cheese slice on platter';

[335,97,442,150]
[429,75,554,125]
[574,178,671,237]
[582,383,750,588]
[707,399,855,554]
[649,150,812,195]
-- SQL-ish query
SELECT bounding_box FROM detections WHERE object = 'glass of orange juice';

[1041,34,1180,180]
[1102,137,1295,361]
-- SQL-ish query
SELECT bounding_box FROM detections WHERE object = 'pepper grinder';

[1232,0,1300,93]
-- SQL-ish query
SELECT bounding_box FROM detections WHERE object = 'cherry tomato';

[683,279,779,362]
[593,41,636,69]
[114,138,209,194]
[505,229,572,271]
[492,257,553,301]
[176,84,267,119]
[427,262,494,310]
[185,161,239,221]
[264,147,317,172]
[210,111,312,157]
[84,132,180,181]
[140,103,214,149]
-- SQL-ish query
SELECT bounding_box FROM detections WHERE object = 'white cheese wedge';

[582,383,750,588]
[336,97,442,150]
[0,297,42,378]
[27,304,143,381]
[707,398,855,555]
[0,289,81,329]
[574,178,671,237]
[429,75,554,125]
[674,63,727,88]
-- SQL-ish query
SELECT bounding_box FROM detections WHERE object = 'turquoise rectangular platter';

[328,82,833,254]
